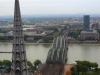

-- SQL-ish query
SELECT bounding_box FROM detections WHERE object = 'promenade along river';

[0,42,100,67]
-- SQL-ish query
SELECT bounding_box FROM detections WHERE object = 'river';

[0,42,100,67]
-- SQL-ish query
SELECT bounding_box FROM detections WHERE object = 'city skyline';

[0,0,100,16]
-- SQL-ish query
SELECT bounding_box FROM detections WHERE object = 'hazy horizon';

[0,0,100,16]
[1,14,100,18]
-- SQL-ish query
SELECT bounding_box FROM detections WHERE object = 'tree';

[27,61,35,72]
[68,31,80,39]
[75,60,99,75]
[34,60,42,67]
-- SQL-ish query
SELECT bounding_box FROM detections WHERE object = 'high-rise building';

[83,15,90,30]
[11,0,28,75]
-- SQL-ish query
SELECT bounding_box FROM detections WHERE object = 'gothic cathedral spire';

[11,0,28,75]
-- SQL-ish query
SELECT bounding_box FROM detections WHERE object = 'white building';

[80,30,99,41]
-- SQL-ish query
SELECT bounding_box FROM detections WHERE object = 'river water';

[0,42,100,66]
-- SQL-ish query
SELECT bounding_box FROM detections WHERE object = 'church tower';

[11,0,28,75]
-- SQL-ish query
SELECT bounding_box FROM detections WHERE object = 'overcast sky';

[0,0,100,16]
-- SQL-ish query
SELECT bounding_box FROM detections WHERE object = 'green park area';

[0,60,42,73]
[0,60,100,75]
[72,61,100,75]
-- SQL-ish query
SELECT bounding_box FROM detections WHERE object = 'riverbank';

[69,41,100,44]
[0,40,100,44]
